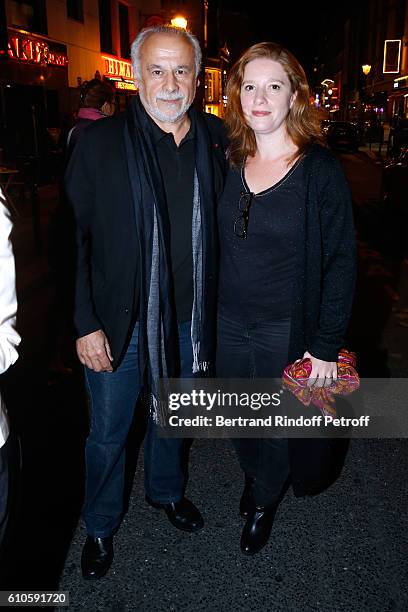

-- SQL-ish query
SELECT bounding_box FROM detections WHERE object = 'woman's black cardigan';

[287,143,356,364]
[281,144,357,497]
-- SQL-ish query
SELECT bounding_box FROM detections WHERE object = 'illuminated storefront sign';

[114,81,136,91]
[383,39,401,74]
[102,55,134,80]
[7,32,68,66]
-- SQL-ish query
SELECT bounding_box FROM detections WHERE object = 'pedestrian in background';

[66,79,116,155]
[216,42,356,555]
[0,187,21,557]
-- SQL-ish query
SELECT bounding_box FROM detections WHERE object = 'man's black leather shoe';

[81,536,113,580]
[240,475,255,518]
[145,495,204,532]
[240,504,278,555]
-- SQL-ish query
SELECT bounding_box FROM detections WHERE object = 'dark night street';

[0,0,407,609]
[0,149,407,611]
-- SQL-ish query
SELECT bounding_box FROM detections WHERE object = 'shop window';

[67,0,84,23]
[205,69,221,104]
[10,0,47,35]
[99,0,113,54]
[119,3,130,59]
[205,71,214,102]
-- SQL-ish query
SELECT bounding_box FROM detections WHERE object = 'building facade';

[0,0,178,164]
[313,0,408,140]
[0,0,230,166]
[362,0,408,123]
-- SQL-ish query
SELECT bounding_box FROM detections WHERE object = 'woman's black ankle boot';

[240,502,278,555]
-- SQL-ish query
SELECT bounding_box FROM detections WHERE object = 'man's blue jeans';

[83,321,193,538]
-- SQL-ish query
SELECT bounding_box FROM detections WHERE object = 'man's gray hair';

[131,25,202,80]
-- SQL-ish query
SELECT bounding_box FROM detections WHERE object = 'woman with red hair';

[216,43,356,555]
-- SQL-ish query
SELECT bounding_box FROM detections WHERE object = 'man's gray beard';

[139,89,192,124]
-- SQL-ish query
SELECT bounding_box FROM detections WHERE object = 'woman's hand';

[302,351,337,388]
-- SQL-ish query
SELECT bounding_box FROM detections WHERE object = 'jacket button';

[125,308,129,314]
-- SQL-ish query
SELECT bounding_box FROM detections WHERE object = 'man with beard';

[66,25,226,580]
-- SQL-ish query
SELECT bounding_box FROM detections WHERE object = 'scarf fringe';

[192,340,210,374]
[193,361,211,374]
[150,393,168,425]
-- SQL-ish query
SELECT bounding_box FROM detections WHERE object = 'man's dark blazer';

[65,106,227,367]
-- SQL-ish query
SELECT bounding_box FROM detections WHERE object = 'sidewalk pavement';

[58,437,408,611]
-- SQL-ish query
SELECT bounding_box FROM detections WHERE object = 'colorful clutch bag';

[282,349,360,418]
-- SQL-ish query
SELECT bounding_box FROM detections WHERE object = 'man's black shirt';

[148,113,195,323]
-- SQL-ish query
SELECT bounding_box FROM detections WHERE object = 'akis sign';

[7,32,68,66]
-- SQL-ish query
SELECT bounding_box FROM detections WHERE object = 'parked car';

[326,121,359,152]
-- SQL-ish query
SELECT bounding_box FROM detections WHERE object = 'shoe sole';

[82,569,110,580]
[81,558,113,581]
[145,496,204,533]
[167,518,204,533]
[240,540,269,556]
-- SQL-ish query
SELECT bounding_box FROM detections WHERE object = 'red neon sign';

[7,34,68,66]
[102,55,133,79]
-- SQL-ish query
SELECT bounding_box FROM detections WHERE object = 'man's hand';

[302,351,337,388]
[76,330,113,372]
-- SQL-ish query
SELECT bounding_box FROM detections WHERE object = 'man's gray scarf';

[124,98,211,423]
[148,171,208,420]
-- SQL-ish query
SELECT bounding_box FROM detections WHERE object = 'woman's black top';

[218,157,305,319]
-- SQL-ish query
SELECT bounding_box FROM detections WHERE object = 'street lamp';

[171,16,188,29]
[362,64,371,76]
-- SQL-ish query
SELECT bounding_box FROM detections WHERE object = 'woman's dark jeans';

[216,311,292,507]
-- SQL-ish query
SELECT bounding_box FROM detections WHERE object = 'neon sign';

[7,33,68,66]
[114,81,136,91]
[102,55,133,79]
[383,39,401,74]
